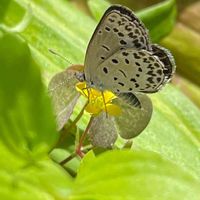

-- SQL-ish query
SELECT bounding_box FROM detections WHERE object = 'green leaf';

[114,93,152,139]
[134,85,200,180]
[0,171,53,200]
[70,150,200,200]
[0,33,58,159]
[0,33,73,199]
[0,160,72,200]
[88,0,110,21]
[88,0,177,42]
[137,0,177,42]
[48,67,80,130]
[88,114,118,148]
[161,23,200,86]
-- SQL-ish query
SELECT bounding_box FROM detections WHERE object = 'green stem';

[60,145,93,165]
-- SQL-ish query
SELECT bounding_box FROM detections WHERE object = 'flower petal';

[113,93,153,139]
[85,103,102,115]
[48,66,82,130]
[76,82,88,97]
[104,104,122,116]
[103,90,117,103]
[88,113,118,148]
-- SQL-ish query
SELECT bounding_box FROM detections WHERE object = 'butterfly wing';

[151,44,176,87]
[96,48,168,94]
[84,5,151,83]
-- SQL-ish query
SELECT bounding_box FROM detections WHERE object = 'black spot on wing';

[125,58,129,64]
[103,67,108,74]
[102,45,110,51]
[112,59,119,64]
[118,82,125,86]
[122,51,129,56]
[128,32,137,39]
[135,83,139,88]
[118,32,124,37]
[157,77,162,82]
[133,53,141,59]
[135,62,140,66]
[105,26,111,32]
[119,69,127,77]
[157,69,162,75]
[130,78,136,82]
[138,67,142,72]
[108,18,115,23]
[120,40,127,45]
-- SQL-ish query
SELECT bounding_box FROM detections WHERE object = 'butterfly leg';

[101,91,108,118]
[82,87,91,103]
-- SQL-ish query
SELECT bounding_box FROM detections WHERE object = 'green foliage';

[71,151,200,200]
[0,33,72,199]
[0,0,200,199]
[0,33,58,158]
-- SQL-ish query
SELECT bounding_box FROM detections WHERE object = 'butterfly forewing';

[84,5,151,83]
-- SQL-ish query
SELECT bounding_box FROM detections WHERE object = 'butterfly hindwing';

[96,48,166,93]
[84,5,151,82]
[151,44,176,85]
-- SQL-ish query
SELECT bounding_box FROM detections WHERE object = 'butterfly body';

[80,5,175,107]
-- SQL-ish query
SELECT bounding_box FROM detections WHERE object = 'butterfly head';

[87,79,105,91]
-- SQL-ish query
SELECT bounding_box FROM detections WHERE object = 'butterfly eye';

[75,72,85,82]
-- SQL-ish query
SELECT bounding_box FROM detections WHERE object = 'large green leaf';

[0,33,73,199]
[134,85,200,180]
[70,150,200,200]
[0,159,73,200]
[0,33,58,159]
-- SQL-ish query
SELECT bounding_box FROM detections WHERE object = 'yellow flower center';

[75,82,121,116]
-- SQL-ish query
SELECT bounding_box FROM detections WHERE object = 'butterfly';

[75,5,176,108]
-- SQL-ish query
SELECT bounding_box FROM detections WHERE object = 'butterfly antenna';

[49,48,73,65]
[101,91,108,118]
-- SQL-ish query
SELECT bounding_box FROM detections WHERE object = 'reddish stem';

[76,116,94,158]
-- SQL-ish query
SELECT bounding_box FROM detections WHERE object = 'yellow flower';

[75,82,121,116]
